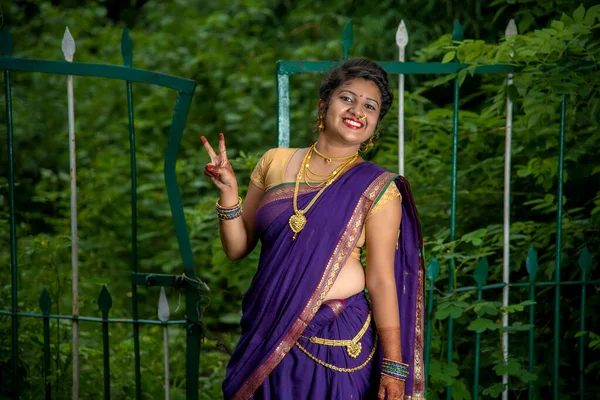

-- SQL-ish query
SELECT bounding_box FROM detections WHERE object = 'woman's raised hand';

[201,133,238,194]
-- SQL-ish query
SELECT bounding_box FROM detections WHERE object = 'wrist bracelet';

[216,196,243,220]
[381,358,409,381]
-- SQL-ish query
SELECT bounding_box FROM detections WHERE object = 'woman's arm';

[365,192,404,399]
[201,134,262,261]
[218,182,262,261]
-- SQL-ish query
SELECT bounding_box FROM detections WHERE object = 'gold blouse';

[251,148,401,260]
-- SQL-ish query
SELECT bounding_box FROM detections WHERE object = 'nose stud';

[358,113,367,121]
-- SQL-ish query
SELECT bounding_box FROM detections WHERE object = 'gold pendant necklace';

[288,145,358,240]
[313,144,359,164]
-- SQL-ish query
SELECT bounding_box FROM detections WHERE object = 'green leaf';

[517,370,538,383]
[483,382,506,398]
[494,358,521,376]
[574,331,588,338]
[573,4,585,23]
[507,85,519,103]
[442,51,456,64]
[467,318,500,333]
[584,5,600,25]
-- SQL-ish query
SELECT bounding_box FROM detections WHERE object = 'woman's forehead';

[336,79,381,102]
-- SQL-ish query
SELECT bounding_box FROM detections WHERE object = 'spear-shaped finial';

[62,27,76,62]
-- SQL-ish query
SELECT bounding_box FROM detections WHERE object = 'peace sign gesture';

[201,133,237,193]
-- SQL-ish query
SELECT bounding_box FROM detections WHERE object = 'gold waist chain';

[295,312,377,372]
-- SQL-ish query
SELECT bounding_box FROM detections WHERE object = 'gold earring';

[360,135,376,153]
[318,114,324,130]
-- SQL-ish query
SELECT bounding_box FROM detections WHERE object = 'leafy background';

[0,0,599,399]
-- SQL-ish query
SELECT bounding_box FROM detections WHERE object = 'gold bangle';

[216,196,242,210]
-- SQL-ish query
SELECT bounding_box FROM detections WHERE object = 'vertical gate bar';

[3,64,19,397]
[528,282,536,400]
[473,287,483,400]
[553,53,567,399]
[446,75,459,400]
[158,287,171,400]
[121,27,142,399]
[526,246,538,400]
[502,20,517,400]
[395,20,408,175]
[127,78,142,400]
[579,273,586,400]
[162,89,198,400]
[61,27,79,400]
[578,247,591,400]
[472,258,488,400]
[276,67,290,148]
[424,256,440,394]
[99,286,113,400]
[40,289,52,399]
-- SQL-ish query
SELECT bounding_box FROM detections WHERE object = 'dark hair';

[318,58,393,128]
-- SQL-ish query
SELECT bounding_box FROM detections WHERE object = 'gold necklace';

[303,148,357,189]
[313,144,359,164]
[288,147,357,239]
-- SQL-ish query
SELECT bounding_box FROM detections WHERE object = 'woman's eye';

[366,104,376,111]
[340,96,352,102]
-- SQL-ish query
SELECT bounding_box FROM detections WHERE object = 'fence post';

[40,288,52,399]
[121,26,143,400]
[502,19,518,400]
[578,247,591,400]
[395,20,408,176]
[61,26,80,400]
[446,20,464,400]
[424,256,440,395]
[0,26,19,399]
[159,287,171,400]
[553,45,569,400]
[98,286,113,400]
[472,258,489,400]
[526,246,538,400]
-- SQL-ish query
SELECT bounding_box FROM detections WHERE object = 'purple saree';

[223,162,425,400]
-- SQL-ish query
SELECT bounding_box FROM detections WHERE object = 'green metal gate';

[1,26,204,399]
[276,20,598,400]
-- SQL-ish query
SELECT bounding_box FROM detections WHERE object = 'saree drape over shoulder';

[223,162,425,400]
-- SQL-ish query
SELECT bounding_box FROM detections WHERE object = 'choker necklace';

[313,144,359,164]
[288,146,358,240]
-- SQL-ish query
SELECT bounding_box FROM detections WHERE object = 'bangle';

[216,197,243,220]
[381,358,409,381]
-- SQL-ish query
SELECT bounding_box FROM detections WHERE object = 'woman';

[201,59,425,399]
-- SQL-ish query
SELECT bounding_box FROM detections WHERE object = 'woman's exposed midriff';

[323,258,366,301]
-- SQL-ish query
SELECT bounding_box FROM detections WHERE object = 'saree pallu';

[222,162,425,400]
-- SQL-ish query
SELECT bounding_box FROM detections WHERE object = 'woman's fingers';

[201,136,218,161]
[218,133,229,164]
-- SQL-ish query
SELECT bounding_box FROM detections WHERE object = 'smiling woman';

[201,58,425,400]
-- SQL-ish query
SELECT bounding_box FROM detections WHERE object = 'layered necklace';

[288,144,359,240]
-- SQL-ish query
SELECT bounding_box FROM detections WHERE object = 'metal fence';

[1,26,203,399]
[276,20,598,400]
